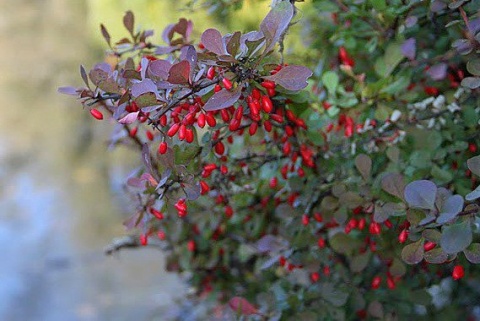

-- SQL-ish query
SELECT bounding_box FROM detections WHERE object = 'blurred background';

[0,0,275,320]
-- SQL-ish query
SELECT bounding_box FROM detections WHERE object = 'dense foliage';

[61,0,480,319]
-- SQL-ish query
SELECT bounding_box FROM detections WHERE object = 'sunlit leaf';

[118,111,139,124]
[167,60,191,85]
[260,1,294,53]
[263,65,313,91]
[201,28,226,55]
[203,87,242,111]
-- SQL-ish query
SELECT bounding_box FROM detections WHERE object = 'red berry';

[149,208,164,220]
[222,78,233,90]
[214,142,225,155]
[90,108,104,120]
[158,141,168,154]
[167,123,180,137]
[157,231,166,240]
[200,180,210,195]
[371,276,382,289]
[207,66,215,80]
[279,256,286,266]
[146,130,154,141]
[398,229,408,243]
[197,113,206,128]
[423,241,436,252]
[249,122,258,136]
[469,143,477,153]
[302,214,309,226]
[261,96,273,113]
[269,177,278,189]
[318,237,326,248]
[129,126,138,137]
[140,234,148,246]
[225,205,233,218]
[310,272,320,282]
[452,265,464,280]
[187,240,196,252]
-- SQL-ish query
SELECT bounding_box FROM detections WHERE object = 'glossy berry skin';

[452,265,464,280]
[371,276,382,289]
[90,108,104,120]
[158,142,168,154]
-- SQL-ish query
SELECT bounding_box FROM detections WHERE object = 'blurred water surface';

[0,1,188,320]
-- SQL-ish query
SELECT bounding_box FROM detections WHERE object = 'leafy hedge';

[61,0,480,319]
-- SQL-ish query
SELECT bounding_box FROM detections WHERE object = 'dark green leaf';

[440,220,472,254]
[350,251,371,273]
[467,59,480,76]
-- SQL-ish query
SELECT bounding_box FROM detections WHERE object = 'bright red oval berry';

[398,229,408,243]
[222,78,233,90]
[90,108,104,120]
[310,272,320,283]
[129,126,138,137]
[452,265,465,280]
[158,142,168,154]
[261,96,273,113]
[371,276,382,289]
[207,66,215,80]
[269,177,278,189]
[302,214,309,226]
[424,241,436,252]
[187,240,196,252]
[200,180,210,195]
[225,205,233,218]
[140,234,148,246]
[214,142,225,155]
[167,123,180,137]
[149,208,164,220]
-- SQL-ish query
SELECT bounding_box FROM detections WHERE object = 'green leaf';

[401,239,424,264]
[369,0,386,10]
[330,233,358,256]
[322,71,339,94]
[461,77,480,89]
[464,243,480,263]
[389,258,406,277]
[467,59,480,76]
[319,283,349,307]
[374,42,404,77]
[440,220,472,254]
[350,251,371,273]
[431,165,453,184]
[368,301,384,319]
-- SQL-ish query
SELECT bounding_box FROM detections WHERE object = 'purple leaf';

[255,235,289,253]
[468,18,480,35]
[405,16,418,28]
[123,11,134,34]
[263,65,312,91]
[240,31,264,55]
[155,46,177,55]
[123,211,144,230]
[162,18,192,45]
[183,182,201,201]
[142,144,156,179]
[140,173,158,187]
[167,60,191,85]
[203,87,242,111]
[118,111,139,124]
[404,180,437,210]
[127,177,145,188]
[401,239,424,265]
[58,86,79,96]
[427,63,447,80]
[260,1,294,53]
[180,45,198,80]
[131,79,157,97]
[148,59,172,79]
[437,194,464,224]
[100,24,111,46]
[228,297,258,316]
[467,156,480,177]
[80,65,89,87]
[380,173,405,200]
[401,38,416,60]
[201,28,226,55]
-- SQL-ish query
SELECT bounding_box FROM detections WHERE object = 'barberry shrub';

[60,0,480,319]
